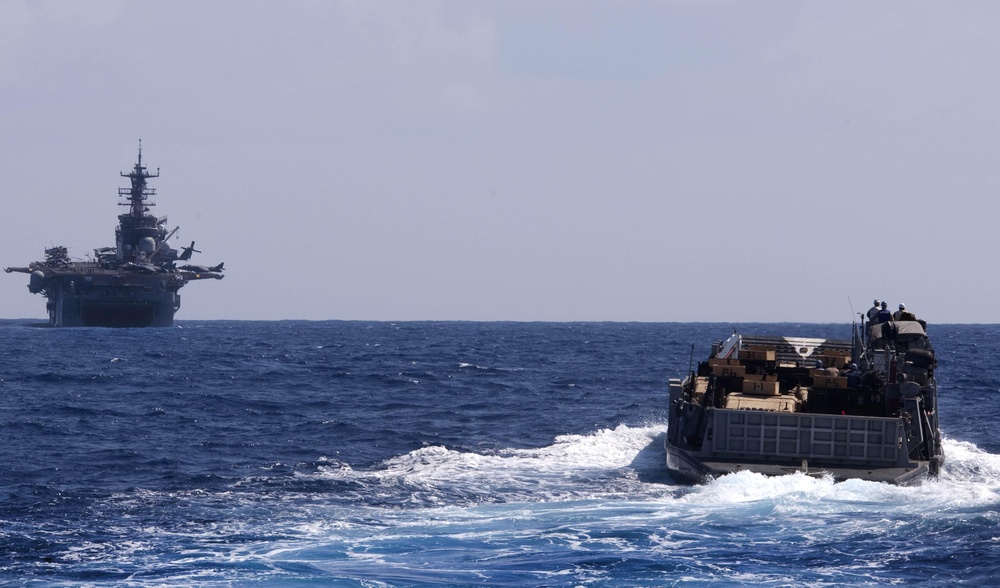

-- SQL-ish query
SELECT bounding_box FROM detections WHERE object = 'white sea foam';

[312,423,668,503]
[940,436,1000,481]
[310,424,1000,513]
[670,436,1000,525]
[92,431,1000,587]
[94,426,999,585]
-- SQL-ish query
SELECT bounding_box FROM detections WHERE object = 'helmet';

[899,303,905,310]
[873,299,880,305]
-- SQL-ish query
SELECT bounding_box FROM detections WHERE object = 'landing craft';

[4,143,225,327]
[665,314,943,485]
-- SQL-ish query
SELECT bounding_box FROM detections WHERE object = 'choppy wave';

[12,428,1000,586]
[245,430,1000,586]
[2,321,999,586]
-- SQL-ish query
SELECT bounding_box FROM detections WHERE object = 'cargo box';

[723,393,799,412]
[745,373,779,382]
[712,364,746,377]
[812,375,849,389]
[708,358,739,367]
[742,379,781,395]
[818,352,850,368]
[741,349,776,361]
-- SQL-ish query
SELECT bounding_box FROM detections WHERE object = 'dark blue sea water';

[1,320,997,586]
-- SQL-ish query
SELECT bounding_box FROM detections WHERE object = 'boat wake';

[58,429,1000,586]
[269,429,1000,586]
[309,425,1000,511]
[311,423,673,505]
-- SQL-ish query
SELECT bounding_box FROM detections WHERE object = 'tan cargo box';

[712,364,746,377]
[817,351,850,368]
[742,379,781,395]
[708,358,739,367]
[813,375,849,389]
[723,393,799,412]
[741,349,776,361]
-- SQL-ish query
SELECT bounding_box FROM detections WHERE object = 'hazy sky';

[2,1,998,323]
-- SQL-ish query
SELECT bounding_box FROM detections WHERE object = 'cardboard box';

[818,351,851,368]
[743,373,778,382]
[809,355,835,369]
[723,393,799,412]
[740,349,776,362]
[712,364,745,378]
[812,376,849,389]
[742,379,781,395]
[708,358,739,367]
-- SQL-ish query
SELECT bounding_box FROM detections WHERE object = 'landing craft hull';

[665,432,931,486]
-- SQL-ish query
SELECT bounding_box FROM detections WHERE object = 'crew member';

[877,301,893,323]
[867,299,881,323]
[896,303,917,321]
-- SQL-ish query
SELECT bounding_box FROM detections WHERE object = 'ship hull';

[61,299,175,328]
[46,284,180,328]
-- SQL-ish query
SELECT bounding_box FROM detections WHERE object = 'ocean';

[0,320,997,586]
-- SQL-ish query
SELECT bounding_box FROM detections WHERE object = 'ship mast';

[115,140,164,263]
[119,139,159,218]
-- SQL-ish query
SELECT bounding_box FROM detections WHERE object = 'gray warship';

[5,145,224,327]
[666,317,943,485]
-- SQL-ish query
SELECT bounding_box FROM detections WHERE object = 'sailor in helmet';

[893,303,905,321]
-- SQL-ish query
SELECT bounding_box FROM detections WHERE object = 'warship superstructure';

[5,145,224,327]
[666,317,943,485]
